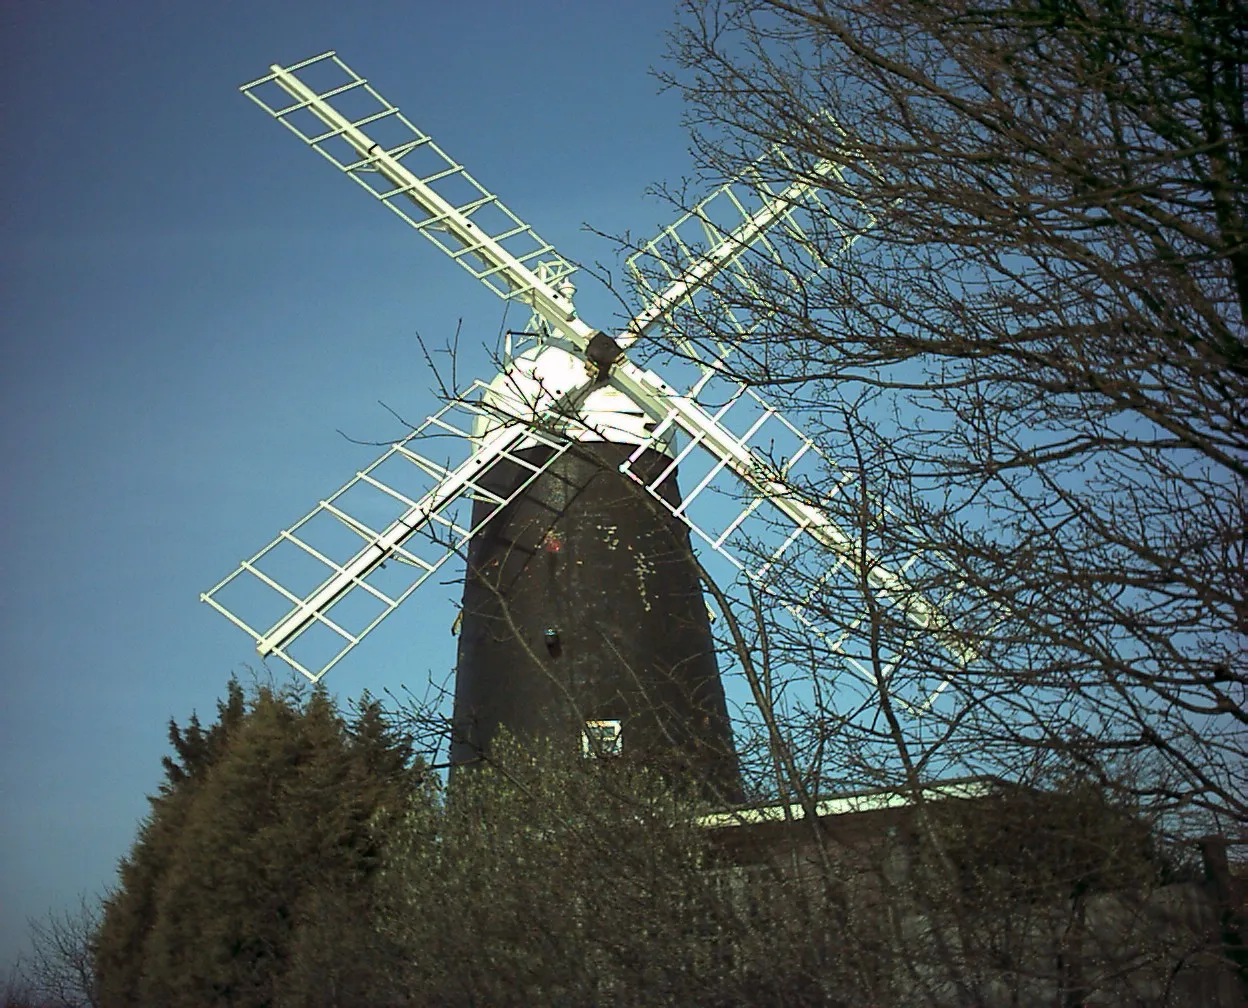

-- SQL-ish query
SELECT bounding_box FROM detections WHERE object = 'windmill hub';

[584,331,624,382]
[474,345,674,455]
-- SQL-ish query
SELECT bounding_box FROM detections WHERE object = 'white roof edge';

[696,778,999,830]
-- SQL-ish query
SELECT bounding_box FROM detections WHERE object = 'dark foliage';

[92,681,421,1008]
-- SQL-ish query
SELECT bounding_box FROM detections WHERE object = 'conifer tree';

[94,680,245,1007]
[94,680,419,1008]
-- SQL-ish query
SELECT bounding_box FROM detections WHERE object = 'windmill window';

[582,719,622,758]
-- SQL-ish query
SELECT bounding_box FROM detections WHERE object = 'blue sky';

[1,0,700,972]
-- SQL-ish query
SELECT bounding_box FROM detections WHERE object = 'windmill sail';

[621,171,975,700]
[201,389,574,681]
[241,53,578,305]
[240,48,593,360]
[617,361,975,699]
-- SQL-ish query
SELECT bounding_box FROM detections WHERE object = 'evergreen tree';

[94,680,245,1007]
[94,680,419,1008]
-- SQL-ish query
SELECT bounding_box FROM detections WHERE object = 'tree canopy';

[633,0,1246,829]
[92,681,419,1008]
[16,677,1234,1007]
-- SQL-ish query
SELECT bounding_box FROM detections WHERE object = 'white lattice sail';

[618,154,972,708]
[614,357,974,708]
[626,142,878,359]
[240,53,579,305]
[201,388,574,681]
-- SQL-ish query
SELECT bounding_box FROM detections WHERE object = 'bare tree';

[621,0,1247,833]
[373,311,1242,1001]
[11,898,100,1008]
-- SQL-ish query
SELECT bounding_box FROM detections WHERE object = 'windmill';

[203,53,971,800]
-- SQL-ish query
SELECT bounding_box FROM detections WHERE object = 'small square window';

[582,719,622,758]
